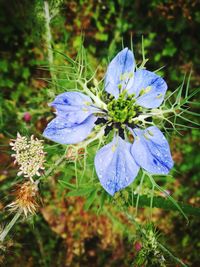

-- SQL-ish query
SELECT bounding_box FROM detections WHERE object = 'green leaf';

[84,190,97,210]
[147,173,189,222]
[53,49,77,66]
[99,190,107,209]
[66,187,95,197]
[128,194,200,217]
[58,180,76,190]
[95,32,108,41]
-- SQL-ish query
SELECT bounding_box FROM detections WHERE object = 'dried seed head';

[10,133,46,179]
[7,181,40,217]
[66,146,85,161]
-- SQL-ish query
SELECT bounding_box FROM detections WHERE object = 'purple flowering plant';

[43,47,176,197]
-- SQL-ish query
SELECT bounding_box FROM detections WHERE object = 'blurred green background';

[0,0,200,266]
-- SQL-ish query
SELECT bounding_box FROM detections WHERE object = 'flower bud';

[23,112,32,122]
[134,241,142,252]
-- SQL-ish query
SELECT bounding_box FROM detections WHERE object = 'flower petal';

[105,48,135,98]
[131,126,173,175]
[43,115,97,144]
[95,136,139,195]
[50,92,99,124]
[129,70,167,108]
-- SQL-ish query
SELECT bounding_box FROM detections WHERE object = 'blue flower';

[43,48,173,195]
[43,92,98,144]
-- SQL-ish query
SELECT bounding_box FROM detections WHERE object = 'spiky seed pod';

[7,181,40,217]
[134,223,166,267]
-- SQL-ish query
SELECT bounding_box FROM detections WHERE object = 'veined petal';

[105,48,135,99]
[95,136,139,196]
[131,126,173,175]
[43,115,97,145]
[129,70,167,108]
[50,92,99,124]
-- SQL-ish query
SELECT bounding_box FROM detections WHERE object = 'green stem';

[78,80,107,110]
[135,172,145,216]
[0,209,22,242]
[82,127,105,147]
[43,0,56,84]
[150,183,155,219]
[39,148,68,182]
[158,242,188,267]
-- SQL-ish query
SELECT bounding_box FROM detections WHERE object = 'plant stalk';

[0,209,22,242]
[44,0,56,84]
[158,242,188,267]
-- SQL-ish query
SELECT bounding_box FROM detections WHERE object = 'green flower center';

[107,91,142,124]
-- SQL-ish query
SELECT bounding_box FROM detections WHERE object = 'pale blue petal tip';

[105,48,135,99]
[131,126,173,175]
[49,91,94,124]
[129,69,168,108]
[43,115,96,145]
[95,137,140,196]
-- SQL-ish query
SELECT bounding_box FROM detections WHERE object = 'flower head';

[43,48,173,195]
[10,133,46,179]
